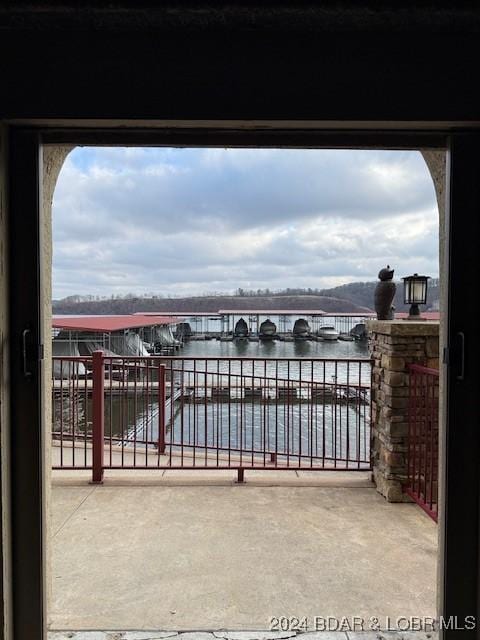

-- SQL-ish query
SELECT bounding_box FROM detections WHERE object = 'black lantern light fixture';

[402,273,430,319]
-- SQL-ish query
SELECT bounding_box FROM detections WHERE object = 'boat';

[150,324,181,352]
[175,322,193,339]
[259,319,277,339]
[350,323,367,340]
[234,317,249,338]
[293,318,311,339]
[317,325,340,341]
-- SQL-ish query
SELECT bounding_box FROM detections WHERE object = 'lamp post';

[402,273,430,319]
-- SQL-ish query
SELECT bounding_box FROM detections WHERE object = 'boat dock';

[137,310,372,340]
[52,379,369,405]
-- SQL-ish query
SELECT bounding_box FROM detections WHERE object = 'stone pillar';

[367,319,439,502]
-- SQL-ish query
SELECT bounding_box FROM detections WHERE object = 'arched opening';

[44,144,443,632]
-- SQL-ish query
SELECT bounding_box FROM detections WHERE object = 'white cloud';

[52,148,439,298]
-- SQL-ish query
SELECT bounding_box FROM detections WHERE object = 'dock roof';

[52,315,177,333]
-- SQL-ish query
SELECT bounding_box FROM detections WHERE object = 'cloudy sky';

[52,147,439,299]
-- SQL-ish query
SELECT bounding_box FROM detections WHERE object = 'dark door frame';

[7,123,476,639]
[8,128,45,639]
[442,134,480,630]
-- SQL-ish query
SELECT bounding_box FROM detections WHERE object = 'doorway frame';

[7,123,475,638]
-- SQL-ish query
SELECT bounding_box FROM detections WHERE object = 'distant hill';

[53,294,373,315]
[319,279,439,313]
[52,279,439,316]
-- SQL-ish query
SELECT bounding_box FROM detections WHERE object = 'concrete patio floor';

[50,471,437,632]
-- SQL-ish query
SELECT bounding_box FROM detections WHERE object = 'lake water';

[179,336,369,360]
[173,337,371,387]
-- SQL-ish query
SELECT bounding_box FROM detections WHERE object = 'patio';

[50,471,437,633]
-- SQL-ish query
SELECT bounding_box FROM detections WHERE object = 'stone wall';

[367,319,439,502]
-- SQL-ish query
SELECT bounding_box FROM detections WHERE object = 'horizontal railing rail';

[52,352,372,482]
[404,363,439,522]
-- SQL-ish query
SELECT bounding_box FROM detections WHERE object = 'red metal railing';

[404,363,439,521]
[52,352,372,482]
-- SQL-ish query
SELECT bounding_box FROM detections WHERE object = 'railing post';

[158,363,166,454]
[91,350,104,484]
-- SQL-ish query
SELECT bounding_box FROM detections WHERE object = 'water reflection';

[180,337,369,360]
[293,341,311,357]
[232,338,249,356]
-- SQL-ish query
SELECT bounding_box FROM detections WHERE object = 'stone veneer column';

[367,319,439,502]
